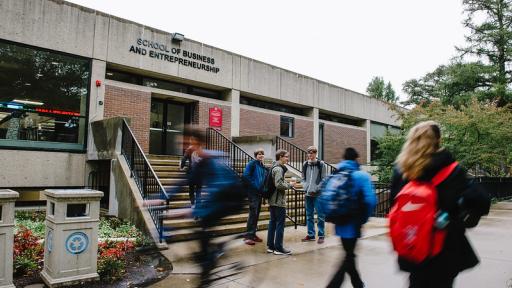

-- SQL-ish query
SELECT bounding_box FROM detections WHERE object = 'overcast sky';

[67,0,467,100]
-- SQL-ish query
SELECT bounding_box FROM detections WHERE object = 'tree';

[367,76,399,103]
[403,0,512,107]
[372,99,512,182]
[458,0,512,106]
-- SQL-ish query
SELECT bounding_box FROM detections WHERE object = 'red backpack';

[389,162,458,263]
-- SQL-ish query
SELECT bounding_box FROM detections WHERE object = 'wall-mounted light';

[172,33,185,43]
[12,99,44,106]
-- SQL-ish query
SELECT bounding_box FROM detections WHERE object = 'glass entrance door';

[149,99,187,155]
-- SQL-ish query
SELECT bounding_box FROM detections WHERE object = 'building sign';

[209,107,222,129]
[129,38,220,74]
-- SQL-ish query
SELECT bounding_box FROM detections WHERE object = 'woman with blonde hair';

[390,121,490,288]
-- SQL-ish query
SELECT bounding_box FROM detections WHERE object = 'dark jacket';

[243,159,267,194]
[269,161,291,207]
[390,150,490,276]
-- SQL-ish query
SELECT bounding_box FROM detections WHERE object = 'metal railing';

[285,187,306,228]
[474,177,512,200]
[373,182,391,218]
[275,136,337,174]
[206,128,254,176]
[120,120,169,243]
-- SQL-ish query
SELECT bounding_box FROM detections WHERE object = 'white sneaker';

[273,248,292,255]
[266,248,274,253]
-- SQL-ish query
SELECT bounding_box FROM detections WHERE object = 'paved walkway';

[154,202,512,288]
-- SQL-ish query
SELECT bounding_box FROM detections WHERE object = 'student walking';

[326,148,376,288]
[180,143,202,207]
[301,146,327,244]
[390,121,490,288]
[242,148,267,245]
[267,149,296,255]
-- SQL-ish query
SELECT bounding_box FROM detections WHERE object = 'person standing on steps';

[242,148,267,245]
[180,140,202,207]
[267,149,297,255]
[301,146,327,244]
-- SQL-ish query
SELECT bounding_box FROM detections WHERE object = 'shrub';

[13,226,43,276]
[97,240,135,283]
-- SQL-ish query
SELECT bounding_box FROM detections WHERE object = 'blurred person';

[180,138,202,207]
[267,149,296,255]
[171,127,247,287]
[390,121,490,288]
[327,147,376,288]
[301,146,327,244]
[242,148,267,245]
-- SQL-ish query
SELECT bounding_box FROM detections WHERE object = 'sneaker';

[273,248,292,255]
[317,237,325,244]
[244,238,256,246]
[253,235,263,242]
[301,235,315,242]
[266,247,274,253]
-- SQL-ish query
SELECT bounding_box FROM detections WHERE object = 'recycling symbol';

[65,232,89,254]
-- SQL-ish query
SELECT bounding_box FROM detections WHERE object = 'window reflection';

[0,41,89,150]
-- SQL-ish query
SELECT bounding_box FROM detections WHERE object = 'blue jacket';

[243,159,267,194]
[334,160,377,238]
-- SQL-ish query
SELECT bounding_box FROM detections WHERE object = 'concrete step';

[160,178,187,186]
[153,165,182,172]
[164,218,296,242]
[156,171,187,178]
[164,211,272,229]
[148,154,182,161]
[149,159,181,166]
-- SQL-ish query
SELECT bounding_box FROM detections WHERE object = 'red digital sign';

[209,107,222,129]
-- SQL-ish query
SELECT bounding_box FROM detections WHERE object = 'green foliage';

[99,217,149,246]
[373,100,512,181]
[367,76,399,103]
[97,241,135,283]
[403,0,512,107]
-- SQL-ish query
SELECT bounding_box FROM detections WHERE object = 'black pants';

[245,192,262,239]
[327,238,364,288]
[409,270,457,288]
[189,184,201,206]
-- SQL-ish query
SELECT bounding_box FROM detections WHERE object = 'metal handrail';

[285,186,306,228]
[206,128,254,176]
[275,136,337,174]
[120,119,169,242]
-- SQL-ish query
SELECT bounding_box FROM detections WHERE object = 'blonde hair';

[396,121,441,180]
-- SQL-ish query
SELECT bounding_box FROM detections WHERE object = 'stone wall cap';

[0,189,19,199]
[44,189,104,198]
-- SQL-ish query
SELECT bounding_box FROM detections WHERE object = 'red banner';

[209,107,222,129]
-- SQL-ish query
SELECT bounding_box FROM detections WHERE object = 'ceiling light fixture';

[12,99,44,106]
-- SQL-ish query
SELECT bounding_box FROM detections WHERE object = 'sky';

[67,0,467,100]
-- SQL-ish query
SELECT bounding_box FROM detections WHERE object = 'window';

[106,69,223,100]
[240,96,307,116]
[280,116,294,138]
[319,112,365,127]
[0,41,90,151]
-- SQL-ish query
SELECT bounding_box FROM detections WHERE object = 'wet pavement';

[153,202,512,288]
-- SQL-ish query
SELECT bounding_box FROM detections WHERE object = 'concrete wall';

[322,121,367,164]
[0,0,399,127]
[0,150,86,187]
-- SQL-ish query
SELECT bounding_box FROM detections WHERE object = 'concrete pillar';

[313,108,319,148]
[86,60,107,160]
[41,189,103,288]
[366,119,371,164]
[228,89,240,137]
[0,190,19,288]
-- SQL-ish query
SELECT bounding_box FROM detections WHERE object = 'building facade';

[0,0,399,201]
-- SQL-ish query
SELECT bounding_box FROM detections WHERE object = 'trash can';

[40,189,103,287]
[0,189,18,288]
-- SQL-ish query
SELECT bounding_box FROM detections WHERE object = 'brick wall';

[197,102,231,138]
[239,108,313,150]
[323,123,367,164]
[104,85,151,153]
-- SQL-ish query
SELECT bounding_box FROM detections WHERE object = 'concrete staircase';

[147,155,305,242]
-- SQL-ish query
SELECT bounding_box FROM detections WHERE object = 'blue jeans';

[305,195,325,238]
[267,206,286,251]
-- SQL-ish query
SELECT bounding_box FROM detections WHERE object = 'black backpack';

[260,167,277,199]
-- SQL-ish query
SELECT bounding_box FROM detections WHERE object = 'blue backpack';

[318,169,361,225]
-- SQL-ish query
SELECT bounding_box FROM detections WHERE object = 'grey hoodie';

[302,159,326,196]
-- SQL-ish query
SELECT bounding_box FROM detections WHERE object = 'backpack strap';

[431,162,459,186]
